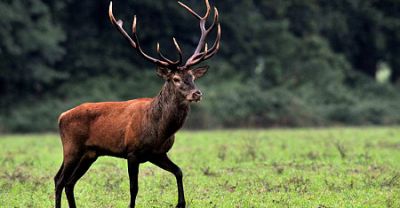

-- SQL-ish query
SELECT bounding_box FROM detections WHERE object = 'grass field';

[1,127,400,208]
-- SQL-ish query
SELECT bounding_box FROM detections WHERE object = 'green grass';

[1,127,400,208]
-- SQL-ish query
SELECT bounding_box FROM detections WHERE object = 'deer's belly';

[129,136,176,160]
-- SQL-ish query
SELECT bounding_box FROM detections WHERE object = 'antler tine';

[109,2,137,49]
[157,42,175,64]
[200,7,220,59]
[156,39,183,66]
[178,1,202,20]
[172,37,183,66]
[178,0,211,20]
[203,0,211,20]
[200,43,209,61]
[205,23,221,59]
[109,1,170,67]
[207,7,219,33]
[132,14,137,33]
[130,16,171,66]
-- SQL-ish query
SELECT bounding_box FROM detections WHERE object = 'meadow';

[1,127,399,208]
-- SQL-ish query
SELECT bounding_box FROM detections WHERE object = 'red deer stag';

[54,0,220,208]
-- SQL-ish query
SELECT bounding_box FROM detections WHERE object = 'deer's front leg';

[127,155,139,208]
[150,154,185,208]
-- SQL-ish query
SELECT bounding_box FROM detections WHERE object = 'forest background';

[1,0,400,132]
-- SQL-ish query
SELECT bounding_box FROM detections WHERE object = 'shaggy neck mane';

[148,82,190,138]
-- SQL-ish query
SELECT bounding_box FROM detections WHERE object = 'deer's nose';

[192,90,202,100]
[194,90,202,96]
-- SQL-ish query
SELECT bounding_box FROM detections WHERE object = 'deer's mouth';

[189,97,202,103]
[186,94,201,102]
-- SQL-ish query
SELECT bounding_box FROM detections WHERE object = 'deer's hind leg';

[54,162,64,185]
[54,150,82,208]
[65,150,97,208]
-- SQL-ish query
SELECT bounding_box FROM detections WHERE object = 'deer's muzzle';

[187,90,202,102]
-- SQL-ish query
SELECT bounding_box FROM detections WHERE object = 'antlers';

[108,0,221,70]
[178,0,221,68]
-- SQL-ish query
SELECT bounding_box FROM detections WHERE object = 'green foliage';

[1,0,400,132]
[0,0,65,108]
[1,128,400,207]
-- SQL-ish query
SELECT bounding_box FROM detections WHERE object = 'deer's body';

[54,1,220,208]
[59,83,189,160]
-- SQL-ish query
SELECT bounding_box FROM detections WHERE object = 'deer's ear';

[156,67,172,80]
[191,66,209,79]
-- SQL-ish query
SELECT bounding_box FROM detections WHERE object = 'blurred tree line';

[0,0,400,132]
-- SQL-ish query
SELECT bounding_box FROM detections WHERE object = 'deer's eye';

[173,78,181,83]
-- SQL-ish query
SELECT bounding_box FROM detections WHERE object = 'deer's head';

[109,0,221,103]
